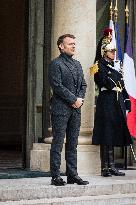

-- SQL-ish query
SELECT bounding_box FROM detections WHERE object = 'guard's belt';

[100,87,122,100]
[100,87,118,91]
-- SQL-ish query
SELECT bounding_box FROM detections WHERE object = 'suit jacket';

[48,53,87,115]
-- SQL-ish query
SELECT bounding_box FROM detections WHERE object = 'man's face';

[59,37,76,56]
[106,49,115,60]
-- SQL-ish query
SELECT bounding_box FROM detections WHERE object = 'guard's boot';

[101,165,112,177]
[108,146,125,176]
[110,165,125,176]
[100,145,112,177]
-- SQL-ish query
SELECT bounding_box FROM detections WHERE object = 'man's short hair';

[57,34,76,49]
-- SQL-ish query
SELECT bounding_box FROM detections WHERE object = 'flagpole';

[114,0,118,60]
[124,1,129,51]
[114,0,118,23]
[110,0,113,21]
[125,1,129,24]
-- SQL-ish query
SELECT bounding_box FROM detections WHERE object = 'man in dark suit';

[48,34,88,186]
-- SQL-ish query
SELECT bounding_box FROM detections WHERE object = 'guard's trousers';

[100,145,114,170]
[50,110,81,178]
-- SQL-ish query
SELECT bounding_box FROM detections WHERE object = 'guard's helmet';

[101,42,116,56]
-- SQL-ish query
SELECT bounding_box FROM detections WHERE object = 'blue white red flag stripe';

[109,20,120,71]
[123,23,136,138]
[109,20,116,48]
[115,22,123,62]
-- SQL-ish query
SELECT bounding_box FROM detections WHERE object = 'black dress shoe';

[101,168,112,177]
[110,168,125,176]
[51,176,66,186]
[67,175,89,185]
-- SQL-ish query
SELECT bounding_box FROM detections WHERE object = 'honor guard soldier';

[91,42,132,177]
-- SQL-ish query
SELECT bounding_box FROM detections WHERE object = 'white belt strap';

[101,87,120,92]
[100,87,122,100]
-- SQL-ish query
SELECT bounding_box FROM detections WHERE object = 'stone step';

[0,170,136,204]
[0,193,136,205]
[0,174,136,202]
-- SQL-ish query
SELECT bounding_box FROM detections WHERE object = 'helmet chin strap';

[104,54,114,62]
[107,56,114,61]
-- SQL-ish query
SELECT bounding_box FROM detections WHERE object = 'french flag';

[123,23,136,139]
[109,19,116,48]
[109,19,122,71]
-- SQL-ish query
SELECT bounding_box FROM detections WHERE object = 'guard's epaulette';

[90,61,99,75]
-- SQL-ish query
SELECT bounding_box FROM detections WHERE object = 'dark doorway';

[0,0,28,168]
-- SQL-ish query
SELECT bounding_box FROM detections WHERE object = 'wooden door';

[0,0,28,168]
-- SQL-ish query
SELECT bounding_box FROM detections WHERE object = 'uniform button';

[75,84,77,87]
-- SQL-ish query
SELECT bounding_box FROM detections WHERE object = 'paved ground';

[0,169,136,187]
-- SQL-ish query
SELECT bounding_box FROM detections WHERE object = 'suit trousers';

[50,109,81,178]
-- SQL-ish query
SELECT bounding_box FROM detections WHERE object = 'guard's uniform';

[92,58,132,146]
[91,57,132,177]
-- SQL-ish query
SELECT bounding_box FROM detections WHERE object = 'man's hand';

[71,98,84,108]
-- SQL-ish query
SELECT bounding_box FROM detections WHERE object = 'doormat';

[0,169,65,179]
